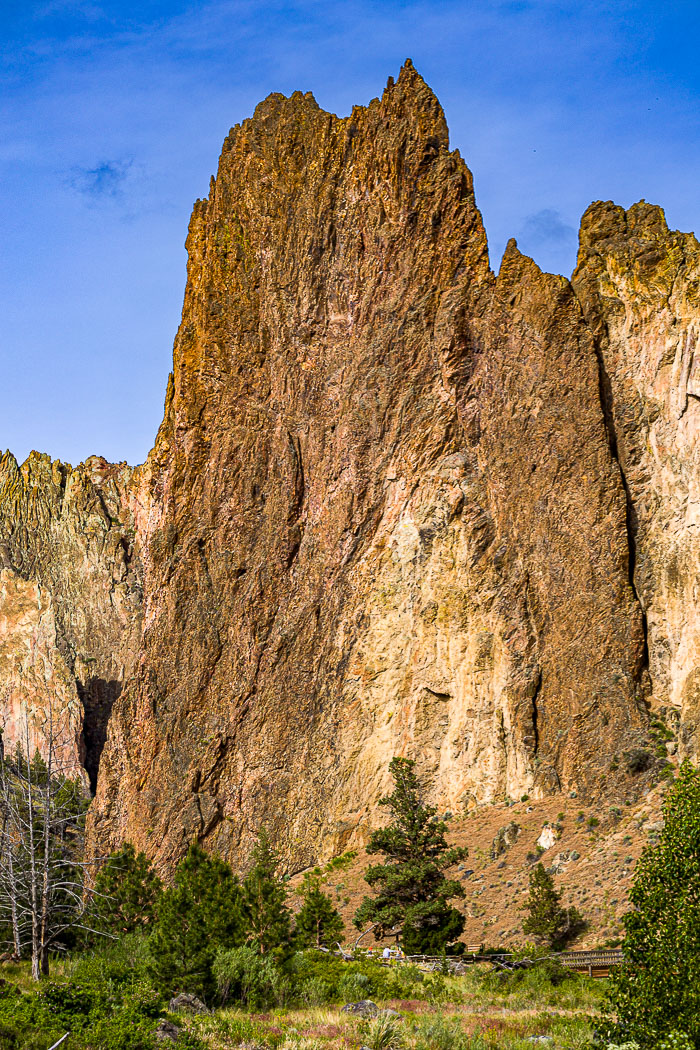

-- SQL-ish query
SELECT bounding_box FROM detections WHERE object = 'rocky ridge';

[1,63,698,880]
[0,451,142,788]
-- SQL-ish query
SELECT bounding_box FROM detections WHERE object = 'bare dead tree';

[0,699,107,979]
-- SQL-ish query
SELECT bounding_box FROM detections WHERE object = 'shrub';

[213,945,289,1008]
[359,1013,404,1050]
[0,935,169,1050]
[338,970,373,1001]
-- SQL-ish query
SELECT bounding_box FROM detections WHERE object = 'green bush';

[481,957,577,997]
[415,1013,465,1050]
[213,945,290,1008]
[301,974,337,1005]
[338,970,373,1000]
[0,936,169,1050]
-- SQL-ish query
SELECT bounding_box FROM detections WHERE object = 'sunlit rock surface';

[1,64,697,874]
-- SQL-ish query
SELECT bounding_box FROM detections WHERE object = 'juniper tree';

[354,757,467,954]
[242,829,292,956]
[522,862,585,949]
[148,842,245,999]
[604,762,700,1047]
[295,881,345,949]
[91,843,162,938]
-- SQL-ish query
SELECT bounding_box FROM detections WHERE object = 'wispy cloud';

[34,1,107,20]
[69,158,133,199]
[519,209,577,249]
[1,0,699,464]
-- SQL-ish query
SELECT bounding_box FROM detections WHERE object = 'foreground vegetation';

[5,730,700,1050]
[0,941,603,1050]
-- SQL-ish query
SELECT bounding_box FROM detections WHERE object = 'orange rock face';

[2,63,697,874]
[0,452,142,788]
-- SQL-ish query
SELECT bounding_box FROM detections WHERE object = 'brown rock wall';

[87,64,647,873]
[2,64,693,875]
[0,451,143,786]
[573,202,700,754]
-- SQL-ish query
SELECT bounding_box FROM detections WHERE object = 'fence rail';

[330,945,625,979]
[400,948,625,978]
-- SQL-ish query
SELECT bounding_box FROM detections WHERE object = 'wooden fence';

[399,948,624,978]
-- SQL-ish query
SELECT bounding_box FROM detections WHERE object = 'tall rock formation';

[86,63,647,872]
[2,63,696,875]
[574,202,700,756]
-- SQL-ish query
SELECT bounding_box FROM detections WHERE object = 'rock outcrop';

[86,63,649,871]
[2,62,698,875]
[573,203,700,757]
[0,452,142,787]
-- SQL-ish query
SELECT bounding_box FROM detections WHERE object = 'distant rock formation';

[2,62,698,875]
[0,452,142,789]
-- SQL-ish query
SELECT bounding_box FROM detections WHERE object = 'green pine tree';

[604,762,700,1047]
[91,843,162,937]
[354,757,467,954]
[295,881,345,948]
[522,862,585,949]
[242,829,292,956]
[148,842,245,999]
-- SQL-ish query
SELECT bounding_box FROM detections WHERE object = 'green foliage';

[415,1013,464,1050]
[213,944,290,1008]
[354,757,467,953]
[522,863,586,949]
[483,956,574,993]
[91,843,162,938]
[148,842,245,999]
[359,1012,405,1050]
[657,1035,694,1050]
[241,828,292,957]
[0,934,176,1050]
[604,762,700,1048]
[294,882,345,948]
[280,949,451,1006]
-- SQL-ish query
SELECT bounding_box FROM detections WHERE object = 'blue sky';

[2,1,699,467]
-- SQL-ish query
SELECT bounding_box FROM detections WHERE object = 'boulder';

[168,992,210,1015]
[536,824,559,851]
[341,1000,380,1017]
[155,1020,181,1044]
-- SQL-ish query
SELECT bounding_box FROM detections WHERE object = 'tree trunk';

[31,943,41,981]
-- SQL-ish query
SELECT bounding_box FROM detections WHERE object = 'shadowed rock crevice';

[589,331,651,679]
[78,677,122,794]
